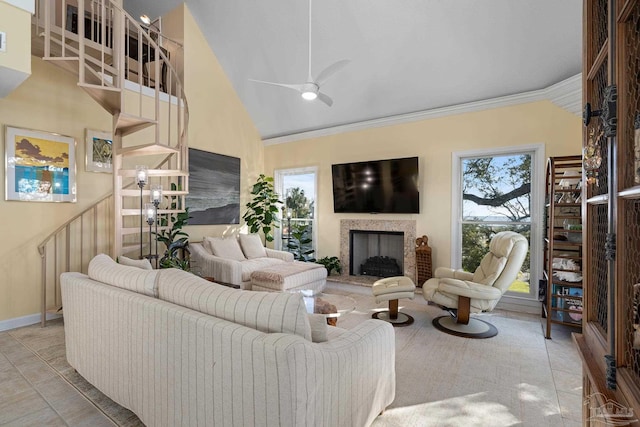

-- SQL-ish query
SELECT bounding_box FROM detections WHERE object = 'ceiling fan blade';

[248,79,304,93]
[317,91,333,107]
[314,59,350,86]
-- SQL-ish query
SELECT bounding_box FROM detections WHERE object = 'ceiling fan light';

[301,91,318,100]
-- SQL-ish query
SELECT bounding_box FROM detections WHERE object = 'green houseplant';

[317,256,342,276]
[286,223,315,262]
[155,183,191,271]
[242,174,282,243]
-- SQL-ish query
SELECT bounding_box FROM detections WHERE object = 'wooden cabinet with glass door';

[542,156,583,339]
[576,0,640,423]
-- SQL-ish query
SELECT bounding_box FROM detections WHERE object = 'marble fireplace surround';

[339,219,416,285]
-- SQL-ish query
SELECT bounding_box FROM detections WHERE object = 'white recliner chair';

[422,231,528,338]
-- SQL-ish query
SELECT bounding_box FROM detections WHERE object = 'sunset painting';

[5,126,76,202]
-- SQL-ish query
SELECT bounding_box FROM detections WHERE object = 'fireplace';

[340,219,416,284]
[350,230,404,277]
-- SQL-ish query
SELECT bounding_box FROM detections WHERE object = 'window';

[452,145,544,301]
[274,167,318,259]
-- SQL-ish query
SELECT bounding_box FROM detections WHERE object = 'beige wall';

[0,2,31,73]
[264,101,582,269]
[0,2,32,97]
[0,58,112,322]
[0,5,262,323]
[166,5,263,242]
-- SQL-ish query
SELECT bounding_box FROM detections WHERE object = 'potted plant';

[155,183,191,271]
[317,256,342,276]
[242,174,282,243]
[286,223,315,262]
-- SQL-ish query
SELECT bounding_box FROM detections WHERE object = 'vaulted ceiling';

[124,1,583,141]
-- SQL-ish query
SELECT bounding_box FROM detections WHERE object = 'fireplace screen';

[350,230,404,278]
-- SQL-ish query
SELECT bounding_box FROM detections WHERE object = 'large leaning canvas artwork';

[5,126,76,202]
[186,148,240,225]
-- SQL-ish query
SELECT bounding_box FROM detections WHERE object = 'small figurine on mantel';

[415,235,432,287]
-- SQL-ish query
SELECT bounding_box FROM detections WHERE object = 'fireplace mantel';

[339,219,416,284]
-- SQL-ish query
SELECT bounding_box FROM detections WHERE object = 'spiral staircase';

[33,0,190,324]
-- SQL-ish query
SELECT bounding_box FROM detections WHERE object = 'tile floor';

[0,284,583,426]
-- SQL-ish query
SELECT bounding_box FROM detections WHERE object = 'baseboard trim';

[496,295,541,315]
[0,312,62,332]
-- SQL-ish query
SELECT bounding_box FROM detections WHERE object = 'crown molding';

[545,74,582,116]
[263,73,583,146]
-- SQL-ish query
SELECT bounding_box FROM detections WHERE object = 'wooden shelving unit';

[576,0,640,419]
[542,155,583,339]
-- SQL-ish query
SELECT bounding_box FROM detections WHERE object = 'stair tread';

[78,82,121,92]
[121,226,171,235]
[120,208,187,216]
[44,56,80,61]
[120,189,188,197]
[119,169,188,177]
[116,113,157,136]
[119,143,179,157]
[78,84,121,113]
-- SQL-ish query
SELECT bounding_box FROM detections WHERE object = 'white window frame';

[451,143,545,307]
[274,166,318,254]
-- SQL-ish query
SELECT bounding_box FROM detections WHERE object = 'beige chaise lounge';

[190,233,326,291]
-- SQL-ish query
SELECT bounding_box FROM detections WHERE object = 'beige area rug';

[9,284,570,427]
[327,284,569,426]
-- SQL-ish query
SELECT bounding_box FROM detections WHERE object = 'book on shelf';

[563,297,583,323]
[553,286,582,323]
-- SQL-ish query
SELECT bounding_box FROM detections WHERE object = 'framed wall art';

[186,148,240,225]
[5,126,77,202]
[85,129,113,173]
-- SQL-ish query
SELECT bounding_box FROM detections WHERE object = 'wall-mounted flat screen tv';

[331,156,419,214]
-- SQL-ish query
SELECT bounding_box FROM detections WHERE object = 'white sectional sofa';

[61,254,396,427]
[190,233,326,291]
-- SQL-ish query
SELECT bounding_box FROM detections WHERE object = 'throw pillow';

[239,233,267,259]
[308,314,328,342]
[205,237,246,261]
[88,254,159,297]
[118,255,153,270]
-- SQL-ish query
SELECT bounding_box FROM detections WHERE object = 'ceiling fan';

[249,0,350,106]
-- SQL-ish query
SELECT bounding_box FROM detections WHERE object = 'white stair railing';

[34,0,191,325]
[38,194,113,326]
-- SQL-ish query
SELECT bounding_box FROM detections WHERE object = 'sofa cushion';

[239,233,267,259]
[157,268,311,341]
[205,237,246,261]
[308,314,328,342]
[117,255,153,270]
[240,257,286,282]
[88,254,159,297]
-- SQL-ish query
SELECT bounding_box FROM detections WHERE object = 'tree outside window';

[461,154,532,293]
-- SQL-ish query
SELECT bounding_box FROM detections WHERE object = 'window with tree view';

[275,168,317,261]
[461,153,532,294]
